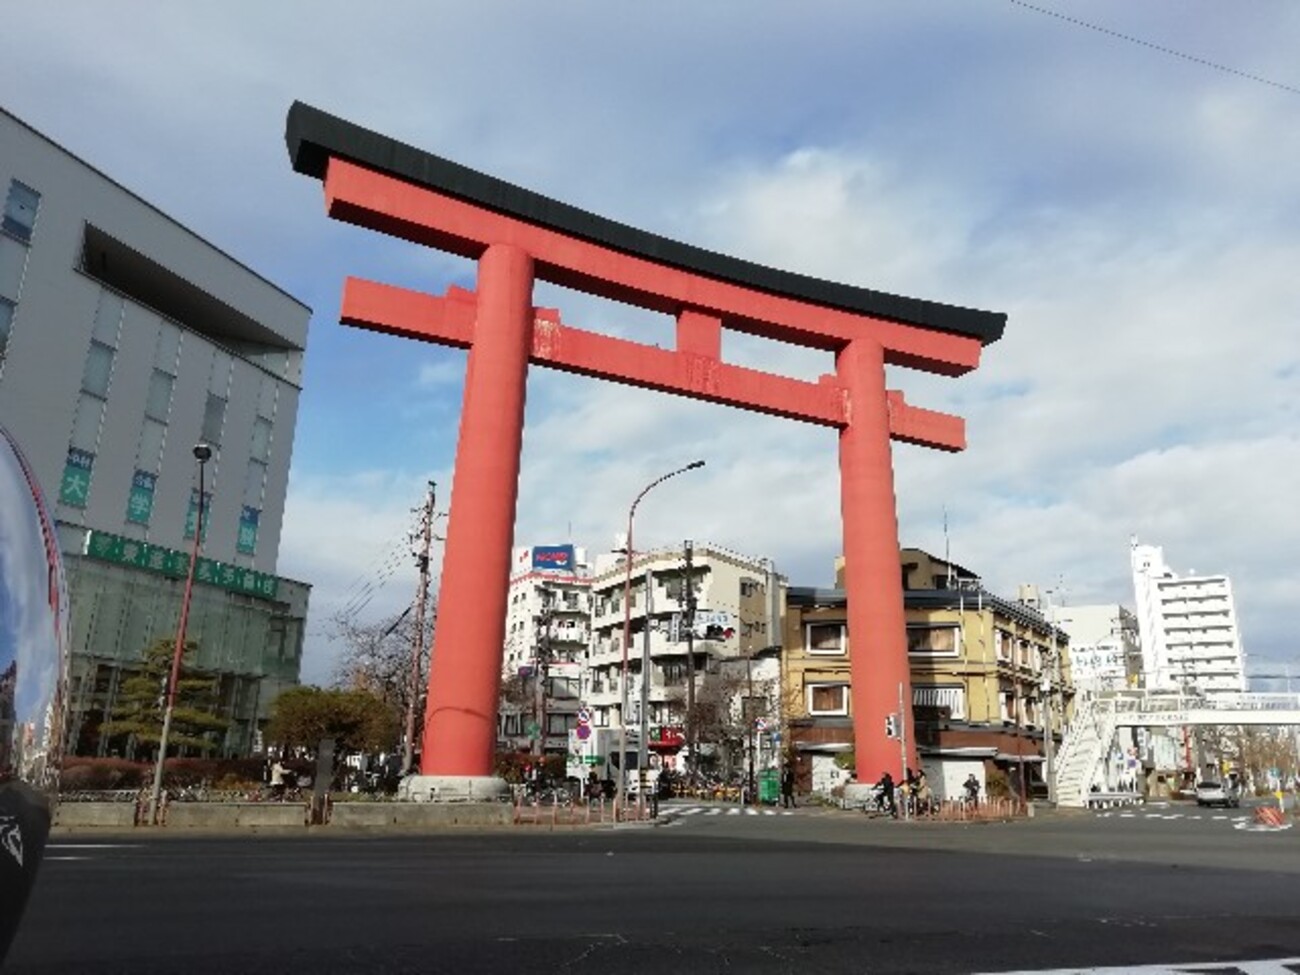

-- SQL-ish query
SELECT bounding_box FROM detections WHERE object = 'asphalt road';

[8,802,1300,974]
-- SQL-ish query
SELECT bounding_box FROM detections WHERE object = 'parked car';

[1195,780,1240,808]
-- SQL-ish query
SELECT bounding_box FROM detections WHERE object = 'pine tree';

[107,637,228,758]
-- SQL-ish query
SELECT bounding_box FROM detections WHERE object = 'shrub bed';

[60,756,268,792]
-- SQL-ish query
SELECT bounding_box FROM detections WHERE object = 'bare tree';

[668,660,778,781]
[1229,725,1299,792]
[330,607,433,757]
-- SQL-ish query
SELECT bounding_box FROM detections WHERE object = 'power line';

[1007,1,1300,97]
[332,503,427,622]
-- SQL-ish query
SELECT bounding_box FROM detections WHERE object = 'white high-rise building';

[1130,539,1247,700]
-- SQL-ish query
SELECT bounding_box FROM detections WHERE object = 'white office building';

[1130,539,1247,701]
[0,106,311,756]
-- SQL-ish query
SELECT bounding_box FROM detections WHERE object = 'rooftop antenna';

[943,505,955,589]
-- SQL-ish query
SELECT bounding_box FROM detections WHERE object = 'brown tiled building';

[783,549,1074,802]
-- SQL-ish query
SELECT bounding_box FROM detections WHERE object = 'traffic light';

[885,714,898,739]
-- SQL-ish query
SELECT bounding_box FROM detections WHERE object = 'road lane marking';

[979,958,1300,973]
[47,843,139,849]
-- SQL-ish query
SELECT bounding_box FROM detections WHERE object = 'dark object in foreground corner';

[0,424,70,963]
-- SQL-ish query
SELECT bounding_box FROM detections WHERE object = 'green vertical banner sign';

[237,505,260,555]
[184,488,211,542]
[125,469,157,525]
[58,448,95,508]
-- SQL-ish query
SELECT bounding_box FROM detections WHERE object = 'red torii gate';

[286,102,1005,793]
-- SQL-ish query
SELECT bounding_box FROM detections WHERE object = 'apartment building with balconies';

[583,542,781,775]
[498,545,592,755]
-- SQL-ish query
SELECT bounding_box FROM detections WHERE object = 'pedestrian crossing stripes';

[666,806,794,818]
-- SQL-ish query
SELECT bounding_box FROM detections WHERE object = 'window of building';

[995,629,1012,662]
[807,622,846,655]
[201,393,226,447]
[547,713,573,735]
[907,624,960,657]
[138,418,166,470]
[244,459,266,507]
[913,684,966,720]
[1000,690,1017,724]
[144,369,174,422]
[81,341,115,399]
[70,394,105,453]
[661,661,687,685]
[2,181,40,242]
[250,416,273,462]
[547,676,579,699]
[807,683,848,716]
[0,297,13,358]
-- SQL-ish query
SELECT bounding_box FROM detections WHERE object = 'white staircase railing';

[1054,695,1117,807]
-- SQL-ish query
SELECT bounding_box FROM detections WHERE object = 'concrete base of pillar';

[398,775,510,803]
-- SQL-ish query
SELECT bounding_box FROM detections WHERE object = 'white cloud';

[5,0,1298,682]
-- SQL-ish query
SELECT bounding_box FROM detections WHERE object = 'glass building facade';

[60,528,308,758]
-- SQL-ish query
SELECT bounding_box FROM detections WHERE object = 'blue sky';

[4,2,1298,685]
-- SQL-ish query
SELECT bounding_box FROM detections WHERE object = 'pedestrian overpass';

[1055,689,1300,807]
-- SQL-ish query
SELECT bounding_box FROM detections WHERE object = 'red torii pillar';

[285,102,1005,794]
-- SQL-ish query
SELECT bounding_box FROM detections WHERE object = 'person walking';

[269,759,287,799]
[780,763,796,809]
[963,772,980,806]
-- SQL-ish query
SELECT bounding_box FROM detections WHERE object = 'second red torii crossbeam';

[341,276,963,450]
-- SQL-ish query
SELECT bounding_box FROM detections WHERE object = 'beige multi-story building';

[784,549,1074,802]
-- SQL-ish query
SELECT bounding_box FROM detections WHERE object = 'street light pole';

[147,442,211,826]
[683,539,696,786]
[638,567,653,816]
[617,460,704,820]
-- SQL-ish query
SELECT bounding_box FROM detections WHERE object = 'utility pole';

[898,681,909,819]
[402,480,435,775]
[1043,641,1057,805]
[638,567,653,814]
[683,539,696,785]
[746,651,756,805]
[533,585,553,760]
